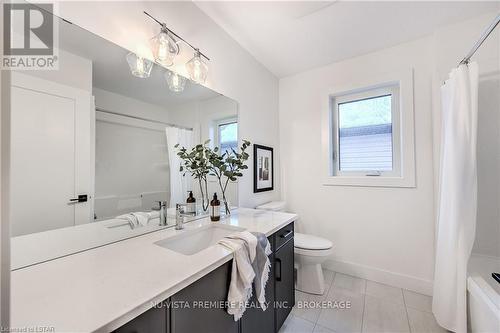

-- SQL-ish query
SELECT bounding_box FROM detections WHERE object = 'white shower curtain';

[166,127,193,208]
[432,62,478,333]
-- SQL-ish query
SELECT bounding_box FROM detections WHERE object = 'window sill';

[323,176,415,188]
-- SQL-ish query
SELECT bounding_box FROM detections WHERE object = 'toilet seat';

[295,246,333,257]
[294,232,333,250]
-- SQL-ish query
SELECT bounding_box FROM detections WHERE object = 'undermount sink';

[154,224,245,255]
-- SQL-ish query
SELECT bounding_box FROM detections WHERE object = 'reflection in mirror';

[10,15,238,269]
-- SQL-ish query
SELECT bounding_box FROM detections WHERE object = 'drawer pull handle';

[275,258,282,282]
[280,230,293,239]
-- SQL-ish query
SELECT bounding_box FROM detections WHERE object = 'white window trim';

[321,68,416,188]
[332,85,401,177]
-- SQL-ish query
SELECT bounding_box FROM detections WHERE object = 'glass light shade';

[150,29,178,66]
[186,50,208,83]
[126,52,153,78]
[165,71,187,93]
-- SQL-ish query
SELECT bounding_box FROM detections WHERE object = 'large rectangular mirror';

[9,13,238,269]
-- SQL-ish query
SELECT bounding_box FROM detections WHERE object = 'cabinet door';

[240,252,275,333]
[170,262,238,333]
[275,239,295,331]
[113,303,168,333]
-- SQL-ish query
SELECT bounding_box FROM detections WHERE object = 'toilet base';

[296,262,325,295]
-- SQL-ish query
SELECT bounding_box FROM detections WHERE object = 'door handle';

[275,258,282,282]
[69,194,88,203]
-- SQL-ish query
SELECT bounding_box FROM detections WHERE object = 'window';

[322,69,415,187]
[332,85,400,177]
[217,120,238,156]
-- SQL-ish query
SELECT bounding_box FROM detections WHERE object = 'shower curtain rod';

[459,14,500,65]
[96,108,193,131]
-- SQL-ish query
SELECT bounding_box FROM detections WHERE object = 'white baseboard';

[323,259,434,296]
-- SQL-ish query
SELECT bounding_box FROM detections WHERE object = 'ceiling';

[195,1,499,78]
[59,18,220,108]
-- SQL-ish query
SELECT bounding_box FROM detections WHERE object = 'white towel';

[250,232,272,310]
[218,231,258,321]
[116,213,139,229]
[133,212,149,227]
[116,211,159,229]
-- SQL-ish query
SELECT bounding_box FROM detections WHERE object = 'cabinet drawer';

[113,302,168,333]
[275,222,294,251]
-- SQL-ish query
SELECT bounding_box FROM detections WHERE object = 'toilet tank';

[256,201,286,212]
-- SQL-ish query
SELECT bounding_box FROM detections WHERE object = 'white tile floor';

[280,270,449,333]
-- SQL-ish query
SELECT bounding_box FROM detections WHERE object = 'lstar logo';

[2,2,58,70]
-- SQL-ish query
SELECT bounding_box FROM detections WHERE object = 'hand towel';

[116,211,159,228]
[132,212,149,227]
[218,231,258,321]
[250,232,272,310]
[116,213,138,229]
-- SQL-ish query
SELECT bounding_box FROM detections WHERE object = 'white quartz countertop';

[11,208,297,333]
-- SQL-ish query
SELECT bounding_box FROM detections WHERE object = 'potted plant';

[176,140,251,215]
[205,140,251,215]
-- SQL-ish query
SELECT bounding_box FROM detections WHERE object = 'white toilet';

[256,201,334,295]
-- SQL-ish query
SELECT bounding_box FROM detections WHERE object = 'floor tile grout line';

[402,288,413,333]
[360,291,366,333]
[313,270,337,331]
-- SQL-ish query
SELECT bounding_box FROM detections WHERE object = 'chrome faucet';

[175,203,196,230]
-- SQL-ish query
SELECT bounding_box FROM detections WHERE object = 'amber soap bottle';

[210,193,220,221]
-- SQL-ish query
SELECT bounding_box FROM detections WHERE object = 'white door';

[10,72,92,236]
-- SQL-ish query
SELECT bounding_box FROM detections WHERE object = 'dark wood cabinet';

[113,222,295,333]
[274,236,295,331]
[170,262,238,333]
[113,302,168,333]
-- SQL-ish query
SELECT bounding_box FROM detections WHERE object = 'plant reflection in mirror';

[175,140,251,215]
[175,141,211,211]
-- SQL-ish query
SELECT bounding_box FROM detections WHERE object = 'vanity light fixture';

[126,52,153,78]
[186,49,208,84]
[144,11,210,83]
[165,71,187,93]
[150,25,179,66]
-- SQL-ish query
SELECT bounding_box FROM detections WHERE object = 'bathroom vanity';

[10,209,297,333]
[115,220,294,333]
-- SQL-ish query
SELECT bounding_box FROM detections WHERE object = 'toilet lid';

[294,233,333,250]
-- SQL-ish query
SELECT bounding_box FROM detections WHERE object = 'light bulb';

[126,52,153,78]
[165,70,187,93]
[151,28,178,67]
[186,49,208,84]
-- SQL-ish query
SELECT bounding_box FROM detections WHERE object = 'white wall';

[279,11,500,294]
[54,1,281,208]
[280,36,436,294]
